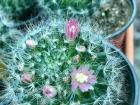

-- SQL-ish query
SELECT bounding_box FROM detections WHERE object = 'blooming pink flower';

[26,39,37,48]
[42,85,57,98]
[21,73,32,83]
[71,66,97,92]
[65,19,79,40]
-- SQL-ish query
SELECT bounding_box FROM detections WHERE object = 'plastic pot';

[0,8,47,31]
[124,25,134,64]
[107,0,136,49]
[110,44,139,105]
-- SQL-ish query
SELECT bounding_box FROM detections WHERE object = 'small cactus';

[0,17,132,105]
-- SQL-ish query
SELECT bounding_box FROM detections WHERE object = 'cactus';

[0,17,132,105]
[0,0,40,27]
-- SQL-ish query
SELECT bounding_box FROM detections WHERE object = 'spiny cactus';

[0,17,132,105]
[0,0,40,27]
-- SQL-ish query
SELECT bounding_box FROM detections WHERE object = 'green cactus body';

[0,0,133,104]
[0,17,132,105]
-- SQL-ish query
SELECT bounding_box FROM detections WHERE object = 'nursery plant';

[0,17,134,105]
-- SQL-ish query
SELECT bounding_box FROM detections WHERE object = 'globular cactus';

[0,16,132,105]
[0,0,40,27]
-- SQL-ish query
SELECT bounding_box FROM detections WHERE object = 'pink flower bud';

[65,19,79,40]
[42,85,57,98]
[26,39,37,48]
[21,73,32,83]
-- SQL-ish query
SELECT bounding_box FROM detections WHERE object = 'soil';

[91,0,132,36]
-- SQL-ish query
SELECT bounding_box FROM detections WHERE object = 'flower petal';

[71,81,79,91]
[79,83,91,92]
[71,67,77,78]
[88,75,97,84]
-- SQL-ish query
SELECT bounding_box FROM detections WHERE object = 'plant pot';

[16,11,48,32]
[1,11,47,30]
[0,0,46,29]
[109,0,136,49]
[109,44,139,105]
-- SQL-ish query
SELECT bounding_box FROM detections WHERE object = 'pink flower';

[65,19,79,40]
[26,39,37,48]
[42,85,57,98]
[71,66,97,92]
[21,73,32,83]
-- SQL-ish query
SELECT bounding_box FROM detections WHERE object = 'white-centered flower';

[71,66,97,92]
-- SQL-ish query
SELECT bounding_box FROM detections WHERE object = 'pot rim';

[109,44,139,105]
[13,11,47,28]
[105,0,137,39]
[0,9,47,28]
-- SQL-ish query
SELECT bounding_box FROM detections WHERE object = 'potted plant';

[0,18,138,105]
